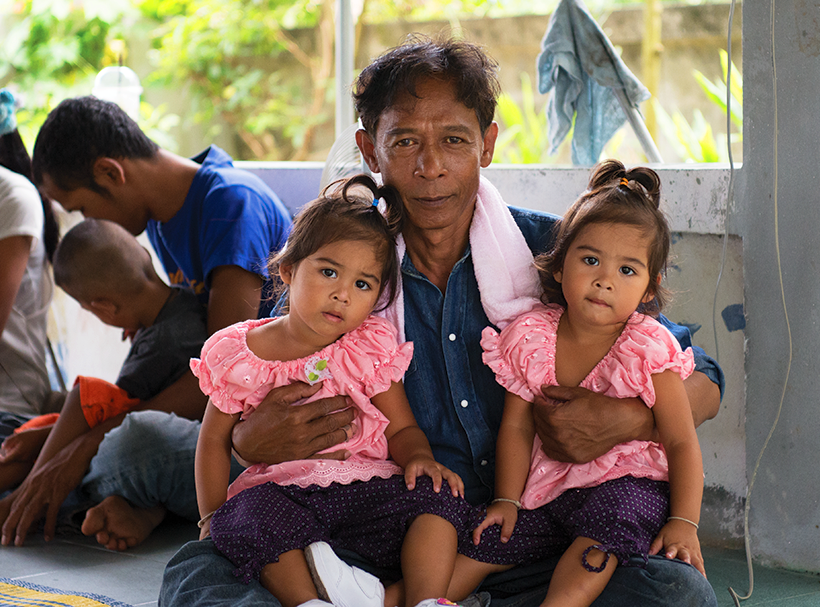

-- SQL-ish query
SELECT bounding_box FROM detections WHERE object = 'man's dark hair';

[31,96,159,193]
[353,34,500,136]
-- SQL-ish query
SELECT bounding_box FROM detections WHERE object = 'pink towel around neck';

[379,176,542,343]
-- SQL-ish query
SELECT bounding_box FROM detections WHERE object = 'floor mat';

[0,578,133,607]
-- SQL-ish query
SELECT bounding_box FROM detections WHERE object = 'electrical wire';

[727,0,793,604]
[710,0,736,364]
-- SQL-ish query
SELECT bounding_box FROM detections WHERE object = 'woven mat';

[0,578,133,607]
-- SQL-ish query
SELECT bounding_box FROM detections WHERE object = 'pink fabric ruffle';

[480,303,695,510]
[190,315,411,495]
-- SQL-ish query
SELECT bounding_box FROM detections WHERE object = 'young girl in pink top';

[193,176,474,607]
[453,160,706,606]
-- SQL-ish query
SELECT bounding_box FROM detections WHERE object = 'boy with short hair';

[0,218,207,493]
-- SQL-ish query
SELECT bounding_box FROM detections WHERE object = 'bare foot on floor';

[81,495,166,551]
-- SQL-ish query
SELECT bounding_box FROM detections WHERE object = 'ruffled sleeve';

[190,319,274,415]
[589,314,695,407]
[328,316,414,398]
[480,304,560,402]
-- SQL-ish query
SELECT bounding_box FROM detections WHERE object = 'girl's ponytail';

[338,174,404,238]
[587,159,662,211]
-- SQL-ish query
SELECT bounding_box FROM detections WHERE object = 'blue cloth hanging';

[537,0,651,165]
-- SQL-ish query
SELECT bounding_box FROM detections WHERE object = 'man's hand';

[231,381,358,466]
[0,426,51,464]
[0,432,96,546]
[534,385,654,464]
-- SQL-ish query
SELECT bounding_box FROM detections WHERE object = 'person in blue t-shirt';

[160,37,723,607]
[0,97,296,550]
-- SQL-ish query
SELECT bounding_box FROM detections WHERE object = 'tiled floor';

[0,522,818,607]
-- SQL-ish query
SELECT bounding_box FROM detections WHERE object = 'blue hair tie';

[372,198,379,207]
[0,89,17,137]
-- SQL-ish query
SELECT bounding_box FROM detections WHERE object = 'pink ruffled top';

[480,303,695,510]
[191,315,412,499]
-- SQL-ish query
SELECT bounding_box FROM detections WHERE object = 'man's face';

[358,78,498,235]
[40,172,149,236]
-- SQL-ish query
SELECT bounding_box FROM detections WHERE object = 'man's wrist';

[621,396,656,443]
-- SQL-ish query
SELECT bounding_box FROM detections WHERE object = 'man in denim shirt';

[161,36,722,607]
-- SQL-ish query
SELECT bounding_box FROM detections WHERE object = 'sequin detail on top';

[480,302,695,509]
[190,315,412,497]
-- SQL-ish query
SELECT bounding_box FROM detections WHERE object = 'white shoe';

[414,596,491,607]
[305,541,385,607]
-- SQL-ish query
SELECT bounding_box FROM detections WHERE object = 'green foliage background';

[0,0,736,163]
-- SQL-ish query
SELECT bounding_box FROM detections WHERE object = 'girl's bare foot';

[81,495,166,550]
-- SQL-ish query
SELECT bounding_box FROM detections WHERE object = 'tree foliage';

[139,0,336,160]
[0,0,177,150]
[0,0,133,144]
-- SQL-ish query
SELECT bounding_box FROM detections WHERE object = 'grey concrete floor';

[0,522,817,607]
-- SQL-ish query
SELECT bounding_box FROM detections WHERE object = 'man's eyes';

[392,136,466,147]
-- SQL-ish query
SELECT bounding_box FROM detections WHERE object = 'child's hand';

[404,455,464,498]
[198,517,211,540]
[649,519,706,577]
[472,500,519,545]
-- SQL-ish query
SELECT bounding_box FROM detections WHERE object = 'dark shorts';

[461,476,670,569]
[210,474,478,583]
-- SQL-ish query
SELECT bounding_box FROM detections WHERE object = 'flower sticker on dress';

[304,357,333,385]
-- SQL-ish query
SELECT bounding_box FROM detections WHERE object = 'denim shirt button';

[480,459,488,466]
[460,399,469,408]
[448,333,457,341]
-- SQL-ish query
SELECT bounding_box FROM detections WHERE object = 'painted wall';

[735,0,820,573]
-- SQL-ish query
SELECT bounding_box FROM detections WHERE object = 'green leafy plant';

[139,0,336,161]
[495,72,555,164]
[0,0,177,151]
[656,49,742,163]
[694,49,743,131]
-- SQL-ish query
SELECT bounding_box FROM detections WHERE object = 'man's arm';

[129,264,265,421]
[535,369,720,464]
[231,382,356,467]
[206,265,264,334]
[134,371,207,420]
[684,369,721,428]
[534,309,723,464]
[0,411,125,545]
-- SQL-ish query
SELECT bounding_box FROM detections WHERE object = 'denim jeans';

[80,410,244,521]
[159,536,717,607]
